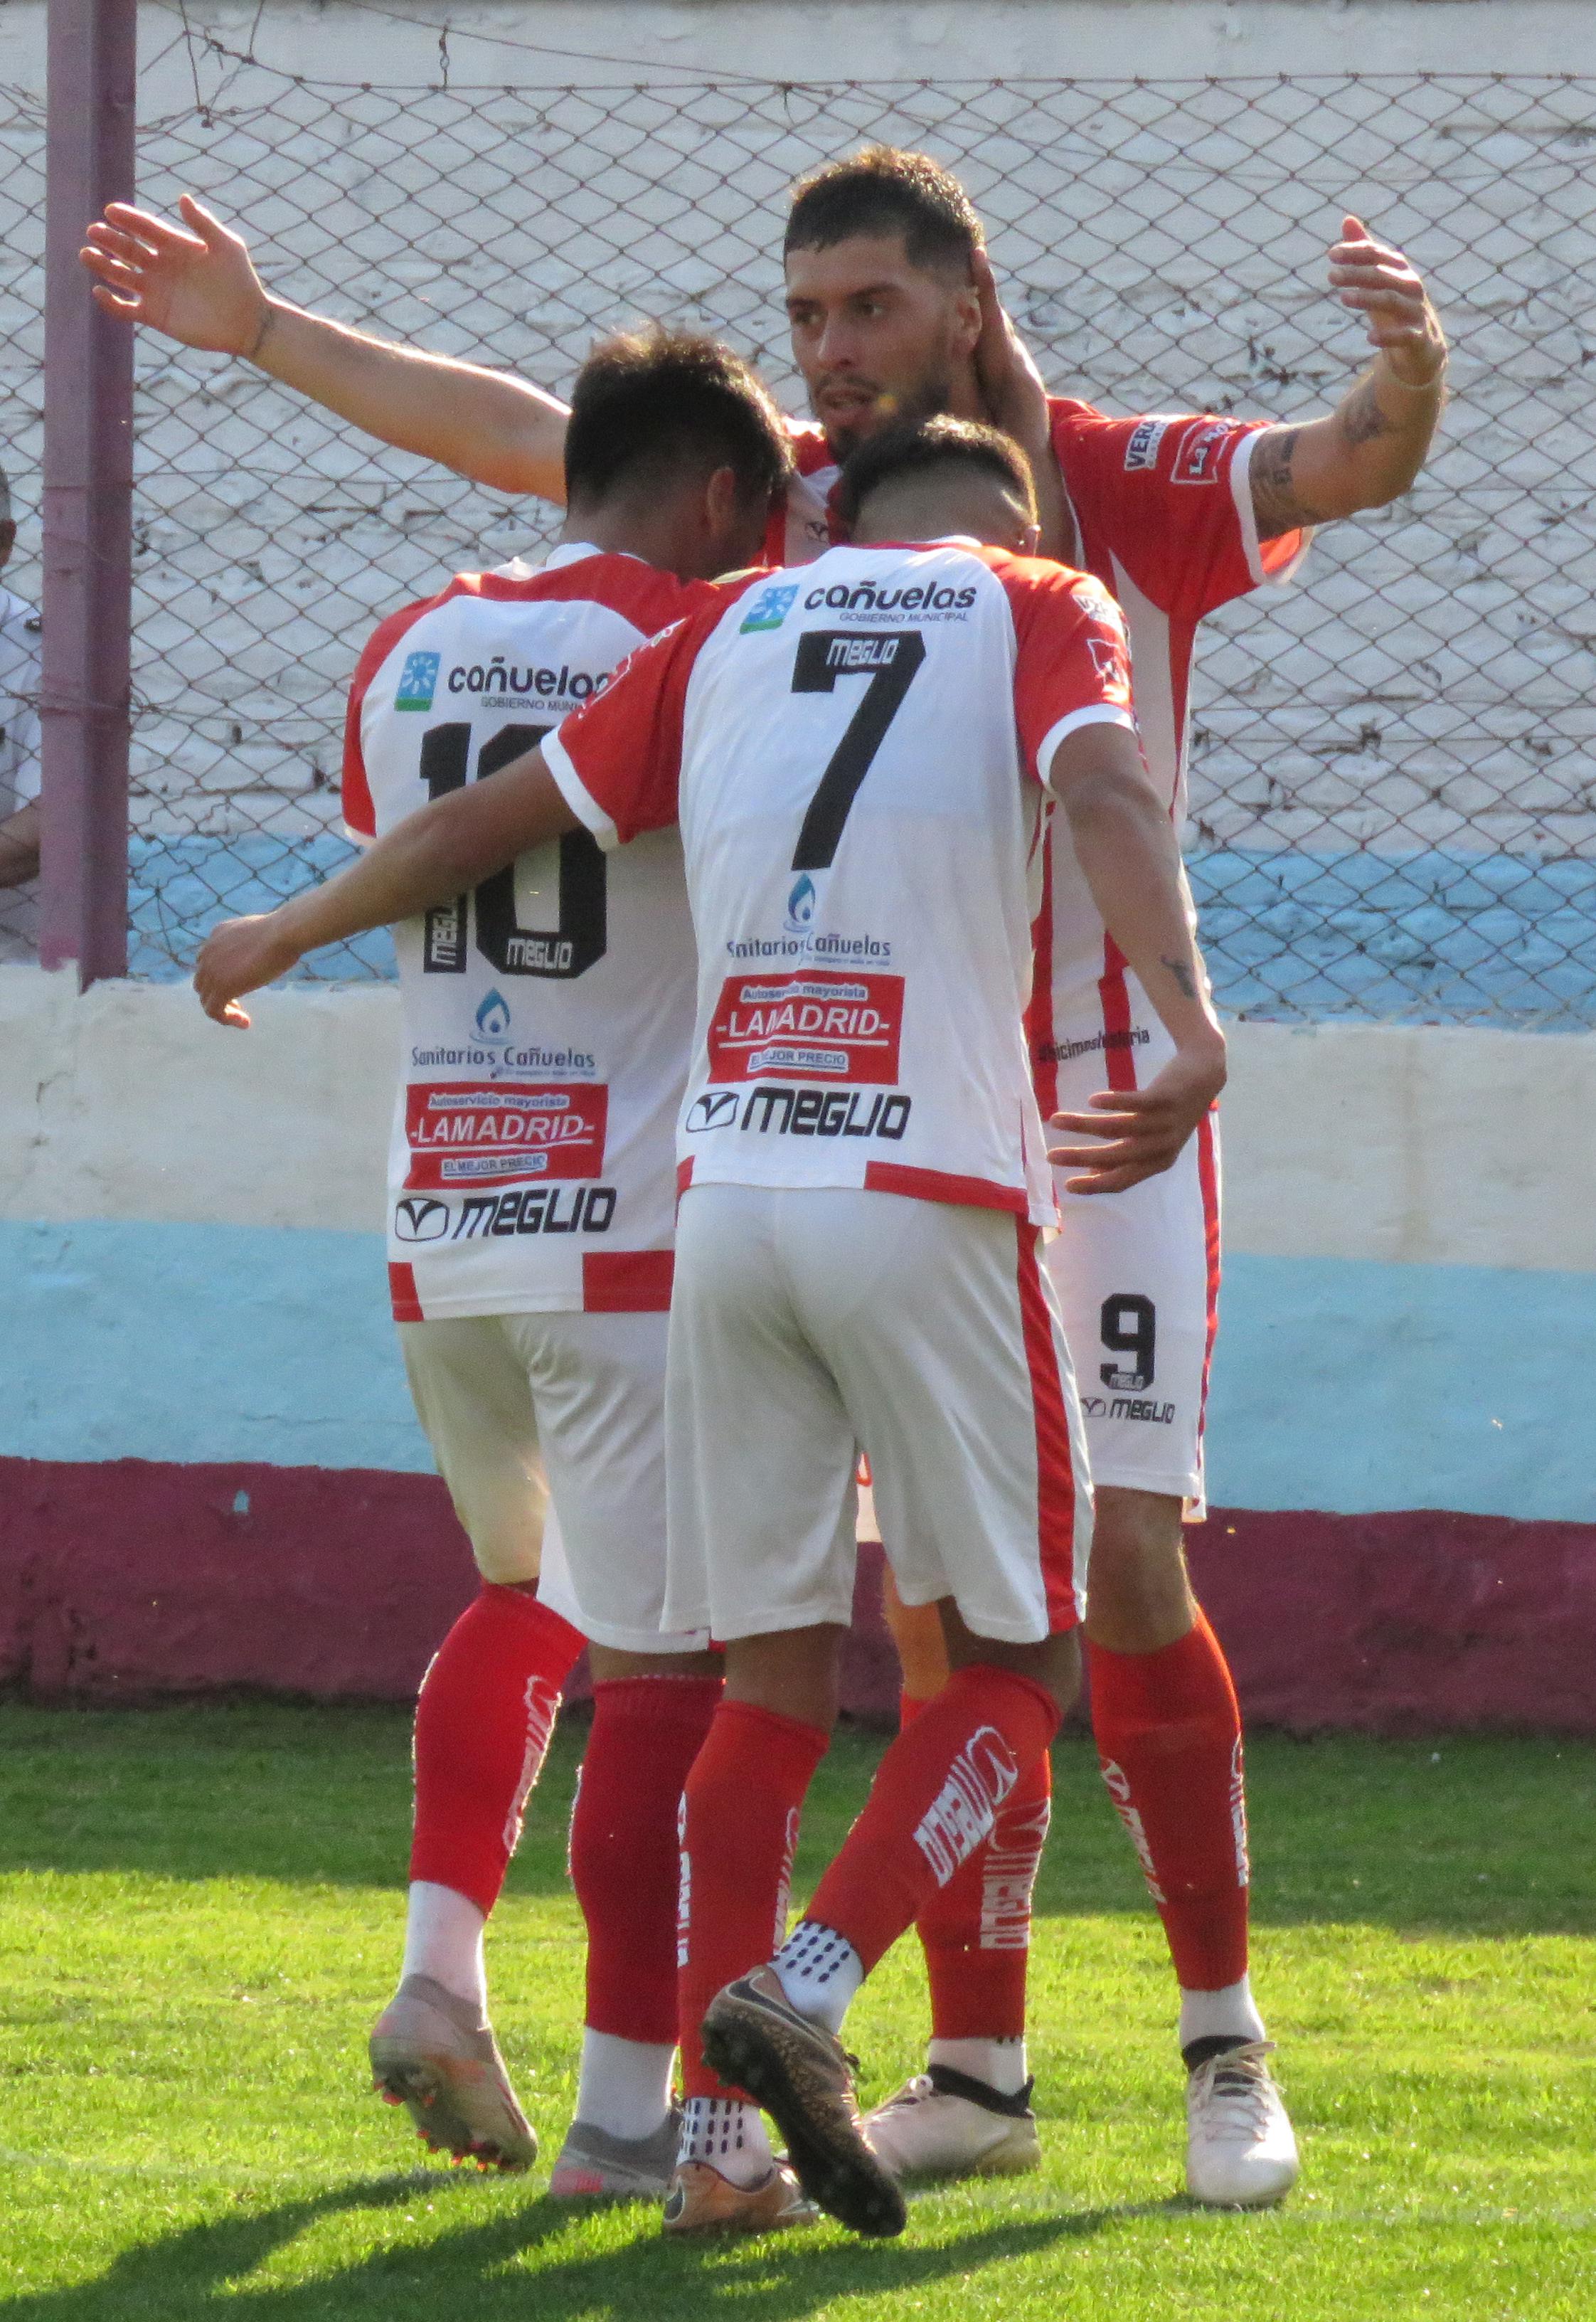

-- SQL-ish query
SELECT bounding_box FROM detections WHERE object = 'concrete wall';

[4,964,1592,1721]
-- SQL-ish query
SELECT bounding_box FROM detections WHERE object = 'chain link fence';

[3,50,1594,1019]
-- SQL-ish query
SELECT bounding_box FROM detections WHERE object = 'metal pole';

[40,0,136,985]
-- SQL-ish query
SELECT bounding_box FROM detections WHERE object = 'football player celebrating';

[194,415,1225,2240]
[93,144,1445,2203]
[208,329,793,2207]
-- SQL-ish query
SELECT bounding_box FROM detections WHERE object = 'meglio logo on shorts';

[705,970,904,1084]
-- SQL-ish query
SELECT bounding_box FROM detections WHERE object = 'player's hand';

[1048,1044,1225,1195]
[1327,213,1446,388]
[193,913,303,1028]
[80,195,270,357]
[971,248,1052,450]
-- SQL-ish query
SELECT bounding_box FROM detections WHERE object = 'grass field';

[2,1704,1594,2319]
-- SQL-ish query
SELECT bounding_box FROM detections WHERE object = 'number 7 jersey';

[342,544,712,1321]
[544,539,1137,1228]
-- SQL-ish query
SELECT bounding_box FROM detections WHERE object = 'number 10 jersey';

[342,544,711,1321]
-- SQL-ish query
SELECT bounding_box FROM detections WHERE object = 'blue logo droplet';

[785,873,816,933]
[475,989,511,1037]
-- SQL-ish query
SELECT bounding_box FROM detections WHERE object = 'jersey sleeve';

[543,590,737,849]
[1005,562,1137,787]
[340,595,444,843]
[1052,401,1310,623]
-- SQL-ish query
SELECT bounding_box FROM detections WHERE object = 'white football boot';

[862,2064,1041,2180]
[1185,2040,1299,2207]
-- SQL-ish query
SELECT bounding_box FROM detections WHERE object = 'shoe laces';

[1188,2040,1280,2140]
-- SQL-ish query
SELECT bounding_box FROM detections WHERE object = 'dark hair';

[784,147,984,278]
[835,415,1036,533]
[564,327,792,510]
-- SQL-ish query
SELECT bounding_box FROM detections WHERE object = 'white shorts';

[1046,984,1221,1512]
[398,1310,708,1655]
[663,1184,1092,1647]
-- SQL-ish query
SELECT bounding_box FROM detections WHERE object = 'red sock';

[1087,1608,1250,1990]
[677,1700,829,2098]
[806,1665,1061,1976]
[903,1689,1053,2041]
[569,1673,723,2047]
[409,1584,585,1916]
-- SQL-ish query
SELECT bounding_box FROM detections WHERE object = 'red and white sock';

[778,1665,1061,2034]
[675,1698,828,2185]
[1087,1611,1265,2053]
[567,1672,723,2139]
[677,1700,829,2097]
[404,1583,585,2003]
[904,1687,1052,2091]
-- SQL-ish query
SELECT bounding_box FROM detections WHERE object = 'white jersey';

[343,544,711,1321]
[545,539,1136,1228]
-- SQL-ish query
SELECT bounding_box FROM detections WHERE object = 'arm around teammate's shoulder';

[193,751,577,1027]
[1043,719,1226,1197]
[82,196,570,501]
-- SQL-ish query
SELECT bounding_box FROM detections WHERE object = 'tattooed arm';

[1250,212,1448,539]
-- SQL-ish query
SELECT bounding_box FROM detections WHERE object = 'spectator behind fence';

[0,462,41,959]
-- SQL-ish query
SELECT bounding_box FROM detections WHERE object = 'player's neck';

[557,497,687,572]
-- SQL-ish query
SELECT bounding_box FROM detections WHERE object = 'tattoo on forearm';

[1248,425,1328,538]
[1161,953,1198,1002]
[1336,373,1396,451]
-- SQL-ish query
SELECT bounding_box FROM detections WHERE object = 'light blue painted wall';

[2,1219,1591,1522]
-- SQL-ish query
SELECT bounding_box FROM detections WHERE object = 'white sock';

[1179,1976,1267,2055]
[927,2035,1030,2098]
[678,2095,774,2187]
[400,1881,487,2015]
[773,1919,865,2035]
[573,2030,676,2142]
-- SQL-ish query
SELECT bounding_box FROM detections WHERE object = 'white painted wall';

[3,964,1590,1269]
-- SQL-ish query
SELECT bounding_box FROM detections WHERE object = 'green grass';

[2,1704,1595,2318]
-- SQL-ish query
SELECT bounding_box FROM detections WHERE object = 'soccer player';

[194,413,1228,2240]
[90,146,1446,2200]
[225,329,792,2201]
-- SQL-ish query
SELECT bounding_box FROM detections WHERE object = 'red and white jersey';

[1032,399,1309,1102]
[767,403,1307,1101]
[343,544,710,1322]
[544,539,1135,1226]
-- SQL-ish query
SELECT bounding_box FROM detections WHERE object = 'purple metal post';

[40,0,137,985]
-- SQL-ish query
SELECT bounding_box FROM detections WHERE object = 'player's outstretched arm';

[80,196,570,501]
[1248,213,1447,537]
[193,751,577,1027]
[1045,722,1226,1196]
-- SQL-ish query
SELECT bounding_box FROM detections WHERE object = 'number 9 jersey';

[341,545,713,1322]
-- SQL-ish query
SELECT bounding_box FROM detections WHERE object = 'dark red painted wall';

[4,1456,1594,1732]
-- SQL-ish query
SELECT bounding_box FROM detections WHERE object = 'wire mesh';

[4,54,1594,1018]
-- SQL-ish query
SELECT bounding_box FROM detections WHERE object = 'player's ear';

[703,464,740,534]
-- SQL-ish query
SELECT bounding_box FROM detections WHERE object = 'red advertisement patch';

[706,970,904,1084]
[1172,418,1228,485]
[404,1081,607,1188]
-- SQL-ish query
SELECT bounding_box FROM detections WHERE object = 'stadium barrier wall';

[3,962,1592,1728]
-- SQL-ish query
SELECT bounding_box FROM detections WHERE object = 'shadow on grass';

[0,2170,1183,2320]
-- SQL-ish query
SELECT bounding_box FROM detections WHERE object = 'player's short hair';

[564,327,792,511]
[835,415,1036,532]
[784,147,984,280]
